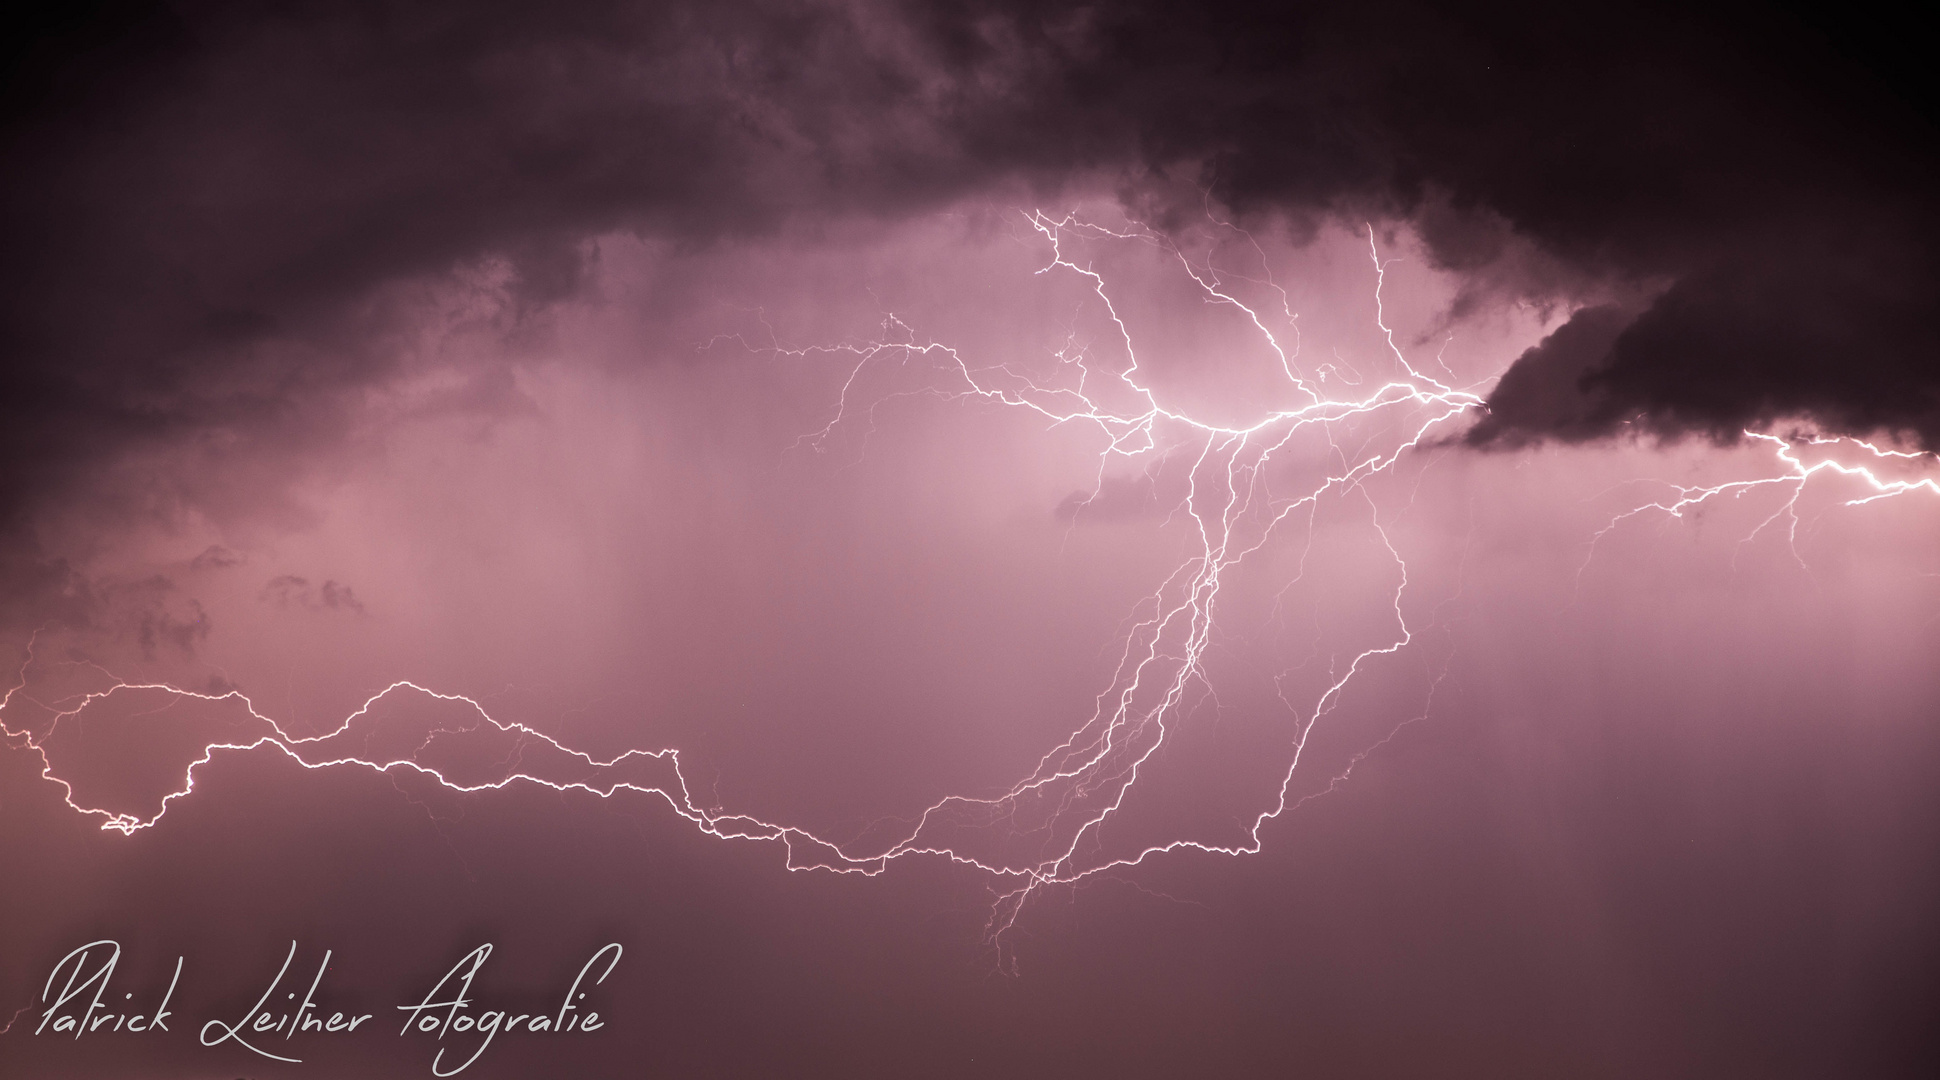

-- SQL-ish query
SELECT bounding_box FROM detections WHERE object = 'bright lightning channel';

[3,212,1935,966]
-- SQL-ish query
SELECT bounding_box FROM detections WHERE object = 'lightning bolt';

[5,210,1935,969]
[1580,430,1940,583]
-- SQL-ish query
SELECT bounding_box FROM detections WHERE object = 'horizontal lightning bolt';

[5,212,1935,968]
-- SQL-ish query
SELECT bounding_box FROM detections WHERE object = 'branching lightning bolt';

[1580,431,1940,582]
[5,211,1936,968]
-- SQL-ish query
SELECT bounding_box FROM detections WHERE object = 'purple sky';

[4,4,1940,1078]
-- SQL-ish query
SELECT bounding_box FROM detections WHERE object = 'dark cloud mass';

[261,573,365,613]
[1,1,1935,558]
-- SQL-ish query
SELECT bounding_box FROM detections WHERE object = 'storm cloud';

[4,3,1937,541]
[5,8,1940,1076]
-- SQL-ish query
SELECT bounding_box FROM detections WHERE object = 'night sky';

[4,3,1938,1077]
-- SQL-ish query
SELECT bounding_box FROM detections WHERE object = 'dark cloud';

[1017,0,1940,447]
[111,575,211,657]
[0,543,209,663]
[1464,305,1638,447]
[260,573,366,614]
[1574,249,1939,445]
[2,0,1936,570]
[187,543,243,571]
[0,532,94,634]
[1465,226,1940,448]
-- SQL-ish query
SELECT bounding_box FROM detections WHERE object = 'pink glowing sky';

[8,199,1939,1077]
[4,4,1940,1078]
